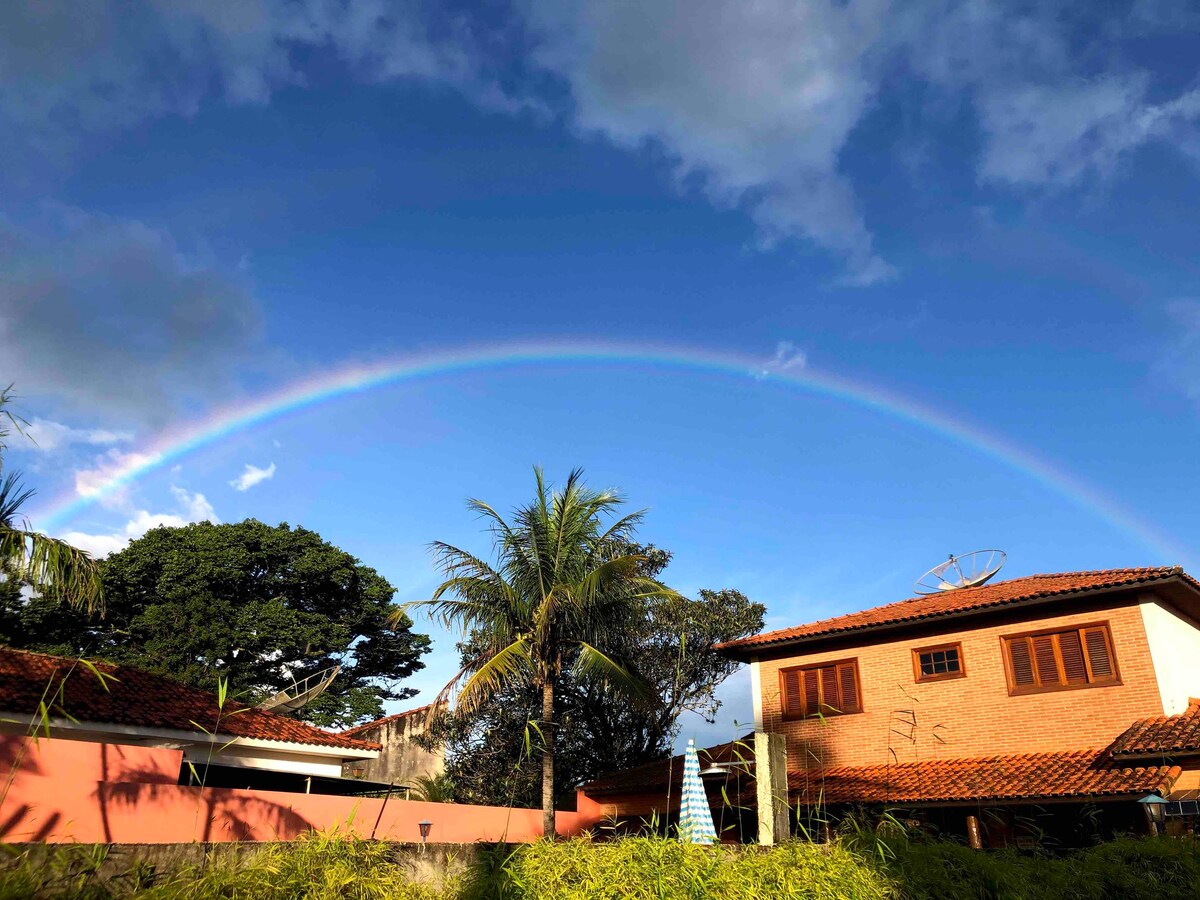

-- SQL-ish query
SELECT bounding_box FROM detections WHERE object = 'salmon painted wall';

[754,598,1165,770]
[0,736,598,844]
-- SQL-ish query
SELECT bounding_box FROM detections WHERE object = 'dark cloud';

[0,209,263,425]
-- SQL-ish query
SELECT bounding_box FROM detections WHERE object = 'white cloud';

[21,418,132,452]
[757,341,809,379]
[0,1,497,169]
[525,0,896,284]
[904,2,1200,190]
[229,461,276,492]
[170,485,219,522]
[73,449,162,501]
[1,1,1198,286]
[61,487,219,559]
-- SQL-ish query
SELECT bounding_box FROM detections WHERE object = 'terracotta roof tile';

[789,750,1179,805]
[340,702,442,738]
[718,567,1192,654]
[1109,703,1200,758]
[0,647,379,752]
[581,738,756,797]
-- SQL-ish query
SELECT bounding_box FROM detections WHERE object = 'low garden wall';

[0,736,597,844]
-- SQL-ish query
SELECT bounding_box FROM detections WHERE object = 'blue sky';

[3,0,1200,745]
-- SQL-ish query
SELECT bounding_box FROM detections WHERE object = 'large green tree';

[0,387,103,612]
[419,468,676,837]
[425,546,764,809]
[4,519,431,729]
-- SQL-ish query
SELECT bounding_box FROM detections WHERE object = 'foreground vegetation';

[5,831,1200,900]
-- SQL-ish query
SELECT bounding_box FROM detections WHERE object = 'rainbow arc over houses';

[35,339,1186,562]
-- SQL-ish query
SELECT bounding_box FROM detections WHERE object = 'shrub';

[884,835,1200,900]
[5,831,1200,899]
[140,831,446,900]
[488,836,895,900]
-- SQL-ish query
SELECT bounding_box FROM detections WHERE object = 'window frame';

[778,658,864,722]
[912,642,966,683]
[999,621,1121,696]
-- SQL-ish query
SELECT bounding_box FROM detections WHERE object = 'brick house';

[580,566,1200,846]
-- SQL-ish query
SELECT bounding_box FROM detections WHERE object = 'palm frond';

[429,540,507,583]
[0,385,29,453]
[456,637,534,713]
[0,527,104,614]
[590,509,648,558]
[0,472,36,527]
[573,641,652,702]
[572,555,641,605]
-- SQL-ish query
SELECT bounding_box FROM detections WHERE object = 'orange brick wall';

[756,599,1165,770]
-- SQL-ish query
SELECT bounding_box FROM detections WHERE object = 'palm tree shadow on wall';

[100,774,315,843]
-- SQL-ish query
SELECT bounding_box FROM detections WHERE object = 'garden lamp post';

[1139,793,1168,836]
[418,820,433,846]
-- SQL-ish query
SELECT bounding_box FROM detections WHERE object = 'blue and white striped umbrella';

[678,738,718,844]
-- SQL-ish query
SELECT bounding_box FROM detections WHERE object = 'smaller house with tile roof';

[0,647,381,794]
[580,566,1200,847]
[338,704,445,789]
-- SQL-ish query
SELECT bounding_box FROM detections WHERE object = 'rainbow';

[34,339,1186,561]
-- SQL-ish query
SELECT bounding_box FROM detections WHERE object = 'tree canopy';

[2,519,431,729]
[423,544,765,810]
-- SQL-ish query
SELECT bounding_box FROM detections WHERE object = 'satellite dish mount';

[257,664,341,714]
[914,550,1006,595]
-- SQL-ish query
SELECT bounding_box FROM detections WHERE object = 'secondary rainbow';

[35,339,1185,561]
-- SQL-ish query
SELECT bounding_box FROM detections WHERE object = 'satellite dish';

[914,551,1006,595]
[257,665,341,713]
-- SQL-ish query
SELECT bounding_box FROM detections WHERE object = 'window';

[913,643,965,682]
[779,659,862,720]
[1001,623,1119,695]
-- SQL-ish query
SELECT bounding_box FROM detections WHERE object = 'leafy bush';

[487,836,895,900]
[0,833,448,900]
[141,831,446,900]
[885,836,1200,900]
[5,832,1200,899]
[0,844,114,900]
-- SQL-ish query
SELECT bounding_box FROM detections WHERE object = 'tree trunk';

[541,679,556,839]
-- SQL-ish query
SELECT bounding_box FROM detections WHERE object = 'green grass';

[5,832,1200,899]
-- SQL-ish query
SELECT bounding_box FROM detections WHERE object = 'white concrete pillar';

[754,731,789,845]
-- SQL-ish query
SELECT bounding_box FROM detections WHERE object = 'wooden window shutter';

[820,666,840,712]
[1008,637,1035,687]
[802,669,820,716]
[782,670,803,718]
[838,662,860,712]
[1032,635,1061,687]
[1083,628,1115,680]
[1059,630,1088,684]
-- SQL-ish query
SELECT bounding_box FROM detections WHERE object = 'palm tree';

[0,387,103,613]
[409,772,455,803]
[419,467,676,838]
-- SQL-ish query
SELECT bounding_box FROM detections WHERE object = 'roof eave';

[716,573,1195,662]
[2,714,380,757]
